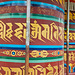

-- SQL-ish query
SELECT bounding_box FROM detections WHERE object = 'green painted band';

[0,13,64,24]
[29,56,63,60]
[0,56,63,60]
[30,58,64,63]
[0,57,64,63]
[64,48,75,51]
[65,28,75,31]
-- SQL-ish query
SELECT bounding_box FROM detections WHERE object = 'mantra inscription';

[51,0,64,5]
[64,52,75,62]
[64,32,75,41]
[0,20,64,42]
[65,11,75,21]
[0,64,64,75]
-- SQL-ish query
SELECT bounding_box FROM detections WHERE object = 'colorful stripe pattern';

[0,2,64,75]
[0,13,64,24]
[64,9,75,73]
[65,22,75,25]
[0,0,65,75]
[0,44,64,50]
[0,1,64,13]
[65,28,75,31]
[0,0,64,63]
[0,56,63,63]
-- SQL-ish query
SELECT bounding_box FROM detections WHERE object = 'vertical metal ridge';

[66,0,70,75]
[25,0,31,75]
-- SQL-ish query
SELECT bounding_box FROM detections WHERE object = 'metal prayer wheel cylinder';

[0,0,64,75]
[64,0,75,73]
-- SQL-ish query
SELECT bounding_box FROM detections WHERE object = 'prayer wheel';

[0,0,64,75]
[64,0,75,74]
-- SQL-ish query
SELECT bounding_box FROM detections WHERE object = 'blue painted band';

[0,44,64,50]
[0,1,64,14]
[30,48,63,50]
[0,44,64,48]
[65,22,75,25]
[64,42,75,45]
[0,47,63,50]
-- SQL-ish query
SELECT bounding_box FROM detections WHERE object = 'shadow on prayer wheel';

[0,0,64,75]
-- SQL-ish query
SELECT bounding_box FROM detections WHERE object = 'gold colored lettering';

[64,32,67,40]
[42,24,50,40]
[14,23,23,41]
[52,0,64,5]
[65,12,75,21]
[0,21,7,41]
[71,52,75,61]
[22,23,26,39]
[69,12,73,21]
[21,66,34,75]
[73,13,75,20]
[0,20,64,42]
[46,64,53,75]
[59,64,64,75]
[2,67,11,75]
[72,33,75,40]
[50,22,55,41]
[31,20,44,42]
[54,66,58,75]
[64,53,67,61]
[0,64,65,75]
[56,0,59,3]
[65,12,67,20]
[69,53,71,61]
[10,68,22,75]
[21,66,25,75]
[54,25,59,41]
[29,68,34,75]
[0,22,4,39]
[33,65,46,75]
[6,23,13,41]
[65,32,75,41]
[59,0,63,5]
[0,68,2,75]
[69,33,73,40]
[51,0,54,2]
[63,0,65,5]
